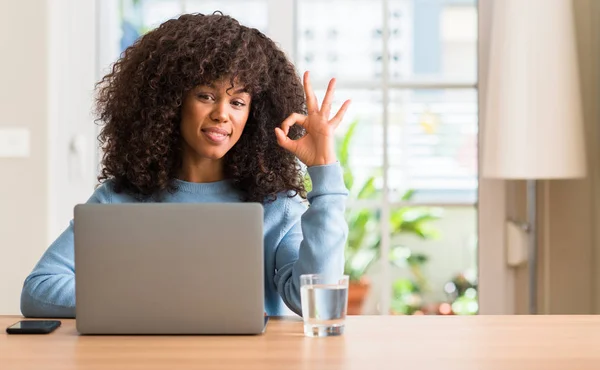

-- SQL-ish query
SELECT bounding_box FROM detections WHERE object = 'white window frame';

[289,0,480,313]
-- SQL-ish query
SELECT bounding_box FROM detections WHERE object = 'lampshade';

[482,0,587,179]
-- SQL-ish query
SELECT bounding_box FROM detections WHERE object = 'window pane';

[386,205,478,315]
[138,0,181,29]
[119,0,182,52]
[296,0,383,83]
[119,0,268,53]
[317,89,383,200]
[389,0,478,83]
[185,0,268,32]
[387,88,478,203]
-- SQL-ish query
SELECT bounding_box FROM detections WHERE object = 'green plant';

[390,250,430,314]
[444,272,479,315]
[305,120,442,282]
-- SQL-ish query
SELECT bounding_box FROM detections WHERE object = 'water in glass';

[300,282,348,337]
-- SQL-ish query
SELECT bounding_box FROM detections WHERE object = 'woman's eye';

[232,100,246,107]
[197,94,213,101]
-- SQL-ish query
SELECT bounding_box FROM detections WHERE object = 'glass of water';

[300,274,349,337]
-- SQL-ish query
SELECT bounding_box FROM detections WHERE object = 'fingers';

[276,113,306,151]
[303,71,319,114]
[330,99,351,128]
[279,112,307,136]
[275,127,295,152]
[320,78,336,119]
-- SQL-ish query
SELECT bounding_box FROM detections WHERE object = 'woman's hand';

[275,71,351,167]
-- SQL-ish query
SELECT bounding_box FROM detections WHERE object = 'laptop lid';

[74,203,265,335]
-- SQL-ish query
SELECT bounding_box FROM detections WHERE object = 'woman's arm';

[20,184,112,318]
[273,162,348,315]
[273,71,351,315]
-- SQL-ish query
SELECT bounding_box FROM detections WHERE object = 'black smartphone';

[6,320,61,334]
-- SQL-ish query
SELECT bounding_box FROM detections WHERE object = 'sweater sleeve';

[20,184,113,318]
[273,162,349,316]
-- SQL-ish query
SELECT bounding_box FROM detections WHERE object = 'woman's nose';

[210,101,229,123]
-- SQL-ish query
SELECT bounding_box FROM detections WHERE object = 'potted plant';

[306,120,442,314]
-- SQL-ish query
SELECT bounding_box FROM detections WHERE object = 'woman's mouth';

[201,127,230,144]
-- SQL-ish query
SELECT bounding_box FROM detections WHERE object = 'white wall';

[0,0,97,315]
[0,1,49,314]
[48,0,98,240]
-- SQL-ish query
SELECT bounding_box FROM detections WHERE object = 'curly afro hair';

[95,12,307,202]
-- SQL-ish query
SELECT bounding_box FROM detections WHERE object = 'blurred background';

[0,0,599,317]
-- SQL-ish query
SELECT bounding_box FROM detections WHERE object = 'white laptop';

[73,203,267,335]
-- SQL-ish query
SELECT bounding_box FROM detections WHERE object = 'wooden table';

[1,315,600,369]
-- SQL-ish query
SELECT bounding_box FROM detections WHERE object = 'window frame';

[290,0,479,313]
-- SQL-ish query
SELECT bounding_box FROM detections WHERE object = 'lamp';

[482,0,587,314]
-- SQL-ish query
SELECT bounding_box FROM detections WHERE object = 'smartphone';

[6,320,61,334]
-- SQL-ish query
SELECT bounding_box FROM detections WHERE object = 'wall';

[475,0,600,314]
[477,0,515,314]
[539,0,600,314]
[506,181,529,314]
[511,0,600,314]
[48,0,98,240]
[0,1,49,314]
[592,0,600,316]
[0,0,97,315]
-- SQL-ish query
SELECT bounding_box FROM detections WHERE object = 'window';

[295,0,478,315]
[98,0,479,315]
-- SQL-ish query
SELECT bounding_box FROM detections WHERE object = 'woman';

[21,12,350,317]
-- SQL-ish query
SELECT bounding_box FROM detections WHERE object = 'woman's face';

[180,78,251,161]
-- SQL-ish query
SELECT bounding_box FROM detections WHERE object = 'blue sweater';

[20,163,348,318]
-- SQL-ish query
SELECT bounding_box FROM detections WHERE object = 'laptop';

[73,203,267,335]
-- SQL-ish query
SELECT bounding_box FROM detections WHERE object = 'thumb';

[275,127,292,151]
